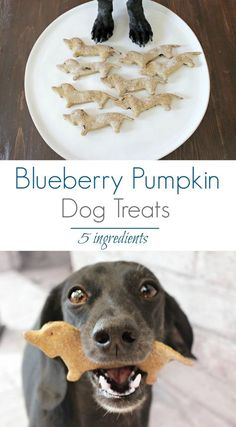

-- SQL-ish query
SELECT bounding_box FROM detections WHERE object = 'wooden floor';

[0,251,236,426]
[0,0,235,160]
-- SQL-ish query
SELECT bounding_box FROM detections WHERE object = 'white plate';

[25,0,210,160]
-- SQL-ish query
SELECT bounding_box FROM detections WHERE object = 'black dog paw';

[129,18,153,47]
[91,16,114,43]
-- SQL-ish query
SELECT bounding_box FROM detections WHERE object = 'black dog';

[92,0,153,46]
[22,261,195,427]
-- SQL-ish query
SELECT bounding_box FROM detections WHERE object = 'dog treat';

[64,38,118,60]
[141,52,201,81]
[52,84,116,109]
[101,74,160,96]
[63,109,133,135]
[114,93,182,117]
[24,321,192,384]
[121,45,179,68]
[139,341,192,385]
[24,322,97,382]
[58,59,119,80]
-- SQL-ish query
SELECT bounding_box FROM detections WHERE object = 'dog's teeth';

[130,369,137,380]
[99,375,111,391]
[130,373,142,389]
[102,387,136,398]
[97,369,142,399]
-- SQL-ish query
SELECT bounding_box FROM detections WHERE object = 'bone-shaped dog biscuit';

[63,109,133,135]
[141,52,201,81]
[52,84,116,109]
[24,321,192,385]
[64,38,118,60]
[114,93,182,117]
[101,74,160,96]
[58,59,119,80]
[121,45,179,68]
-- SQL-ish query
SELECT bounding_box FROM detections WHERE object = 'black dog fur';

[91,0,153,46]
[22,261,195,427]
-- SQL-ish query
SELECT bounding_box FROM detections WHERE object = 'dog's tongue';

[107,367,132,385]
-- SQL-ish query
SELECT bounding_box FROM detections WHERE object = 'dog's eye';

[139,282,158,300]
[68,287,88,305]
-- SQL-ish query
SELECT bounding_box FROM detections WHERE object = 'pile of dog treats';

[53,37,201,135]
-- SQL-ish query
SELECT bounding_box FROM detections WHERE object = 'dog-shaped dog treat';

[121,45,179,68]
[141,52,201,81]
[58,59,119,80]
[24,321,192,385]
[52,84,116,109]
[114,93,182,117]
[101,74,160,96]
[63,109,133,134]
[64,38,118,60]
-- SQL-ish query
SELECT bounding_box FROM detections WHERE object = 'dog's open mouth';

[93,366,143,398]
[89,365,147,412]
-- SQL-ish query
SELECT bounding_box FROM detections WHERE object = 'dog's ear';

[37,284,68,409]
[164,292,196,359]
[37,356,67,410]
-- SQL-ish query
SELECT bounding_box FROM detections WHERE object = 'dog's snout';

[92,318,138,352]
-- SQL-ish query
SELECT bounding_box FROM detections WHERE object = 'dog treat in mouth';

[24,322,97,382]
[101,74,160,96]
[141,52,201,81]
[114,93,182,117]
[64,38,118,60]
[121,45,179,68]
[63,109,133,135]
[52,84,116,109]
[24,321,192,385]
[57,59,119,80]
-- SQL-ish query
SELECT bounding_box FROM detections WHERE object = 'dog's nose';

[92,319,138,351]
[93,329,111,349]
